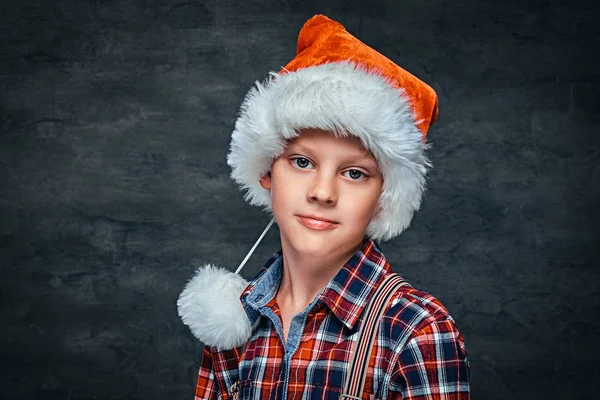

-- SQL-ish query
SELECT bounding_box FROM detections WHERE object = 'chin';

[284,224,361,261]
[294,238,339,259]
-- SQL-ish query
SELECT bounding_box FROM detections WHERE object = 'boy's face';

[260,128,384,261]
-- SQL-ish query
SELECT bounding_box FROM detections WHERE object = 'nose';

[307,171,338,205]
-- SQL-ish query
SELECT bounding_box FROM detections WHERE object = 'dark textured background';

[1,0,598,399]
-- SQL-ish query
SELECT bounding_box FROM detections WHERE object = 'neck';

[276,240,363,312]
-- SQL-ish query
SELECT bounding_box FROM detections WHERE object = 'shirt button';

[254,294,263,302]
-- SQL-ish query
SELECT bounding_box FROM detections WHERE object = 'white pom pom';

[177,264,252,350]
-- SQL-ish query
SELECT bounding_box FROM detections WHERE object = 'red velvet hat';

[228,14,438,241]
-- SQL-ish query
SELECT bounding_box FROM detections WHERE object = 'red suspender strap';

[340,273,409,400]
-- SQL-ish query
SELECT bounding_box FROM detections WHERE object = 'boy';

[178,14,470,399]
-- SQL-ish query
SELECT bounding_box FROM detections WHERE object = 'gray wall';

[1,0,598,399]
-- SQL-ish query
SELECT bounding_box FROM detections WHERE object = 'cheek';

[269,177,298,215]
[350,188,383,223]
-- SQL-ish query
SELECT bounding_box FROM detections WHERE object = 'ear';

[259,171,272,190]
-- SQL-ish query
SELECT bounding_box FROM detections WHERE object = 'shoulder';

[380,282,462,349]
[373,275,471,393]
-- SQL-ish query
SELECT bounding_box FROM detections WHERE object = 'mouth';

[296,215,339,231]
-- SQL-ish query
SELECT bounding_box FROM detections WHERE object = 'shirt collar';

[240,240,393,330]
[318,240,392,330]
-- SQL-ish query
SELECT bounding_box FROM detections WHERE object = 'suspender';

[340,273,409,400]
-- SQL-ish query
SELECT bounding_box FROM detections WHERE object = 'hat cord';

[234,218,275,275]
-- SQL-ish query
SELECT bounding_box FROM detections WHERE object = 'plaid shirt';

[195,240,470,399]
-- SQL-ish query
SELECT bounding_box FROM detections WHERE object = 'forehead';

[285,128,375,159]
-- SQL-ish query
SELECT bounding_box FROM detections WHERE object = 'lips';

[296,215,339,231]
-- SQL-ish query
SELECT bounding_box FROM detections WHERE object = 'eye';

[291,157,314,169]
[343,169,367,180]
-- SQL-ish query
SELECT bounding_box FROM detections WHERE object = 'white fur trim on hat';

[227,61,430,241]
[177,264,252,350]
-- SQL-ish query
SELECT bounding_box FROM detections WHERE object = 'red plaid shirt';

[195,240,470,399]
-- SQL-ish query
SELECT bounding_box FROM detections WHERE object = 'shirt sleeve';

[388,317,471,399]
[195,346,220,400]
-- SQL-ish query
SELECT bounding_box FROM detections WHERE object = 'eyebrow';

[286,143,316,156]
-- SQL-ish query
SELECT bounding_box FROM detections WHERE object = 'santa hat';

[178,14,439,350]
